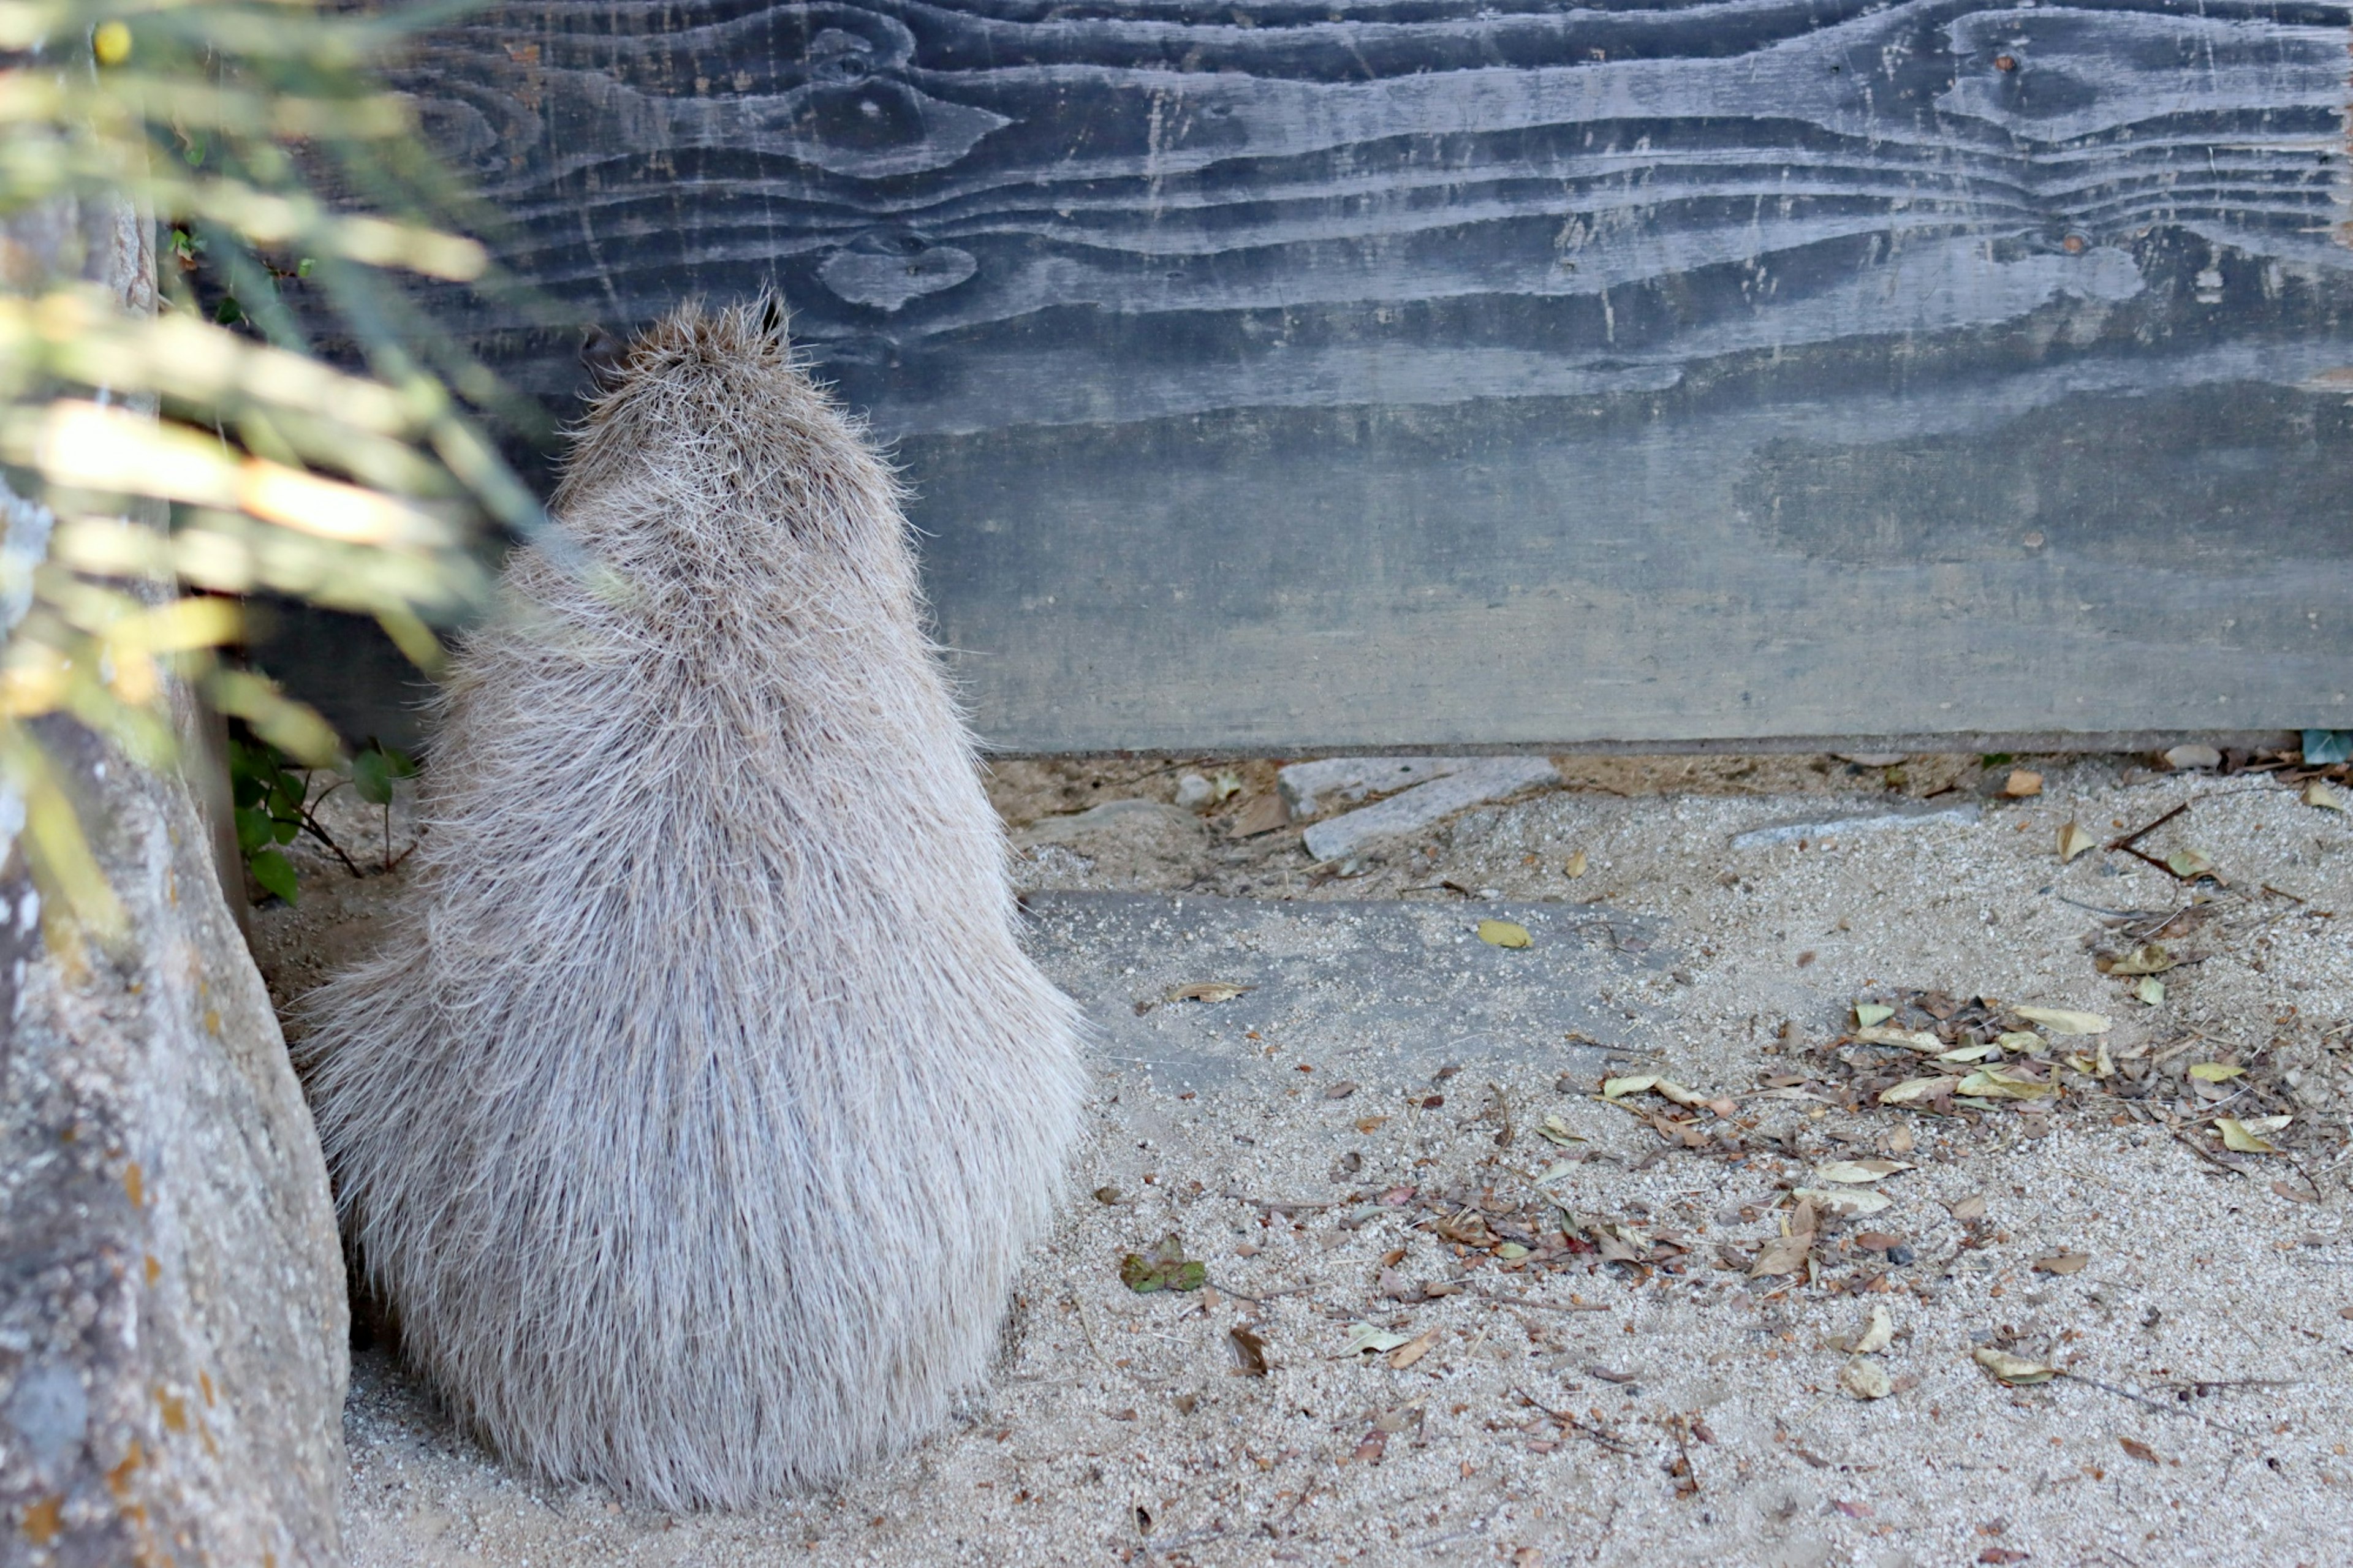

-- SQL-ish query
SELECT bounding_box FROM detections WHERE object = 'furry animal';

[298,299,1086,1509]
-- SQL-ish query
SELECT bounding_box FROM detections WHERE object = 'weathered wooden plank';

[268,0,2353,751]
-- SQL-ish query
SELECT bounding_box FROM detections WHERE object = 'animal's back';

[300,300,1086,1507]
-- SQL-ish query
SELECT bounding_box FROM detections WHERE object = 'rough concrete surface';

[245,752,2352,1567]
[2,721,349,1567]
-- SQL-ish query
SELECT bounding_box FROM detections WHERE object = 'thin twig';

[1471,1290,1611,1314]
[1512,1385,1637,1455]
[2107,802,2189,853]
[2061,1371,2264,1444]
[2162,1115,2246,1179]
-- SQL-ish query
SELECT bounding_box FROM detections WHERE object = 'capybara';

[299,298,1086,1508]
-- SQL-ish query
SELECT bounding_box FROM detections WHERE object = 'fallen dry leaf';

[1537,1114,1584,1146]
[2216,1116,2285,1154]
[1748,1234,1811,1279]
[1794,1186,1892,1218]
[1949,1195,1988,1222]
[2058,822,2096,862]
[2304,780,2347,812]
[1169,981,1256,1004]
[1958,1066,2058,1100]
[1341,1323,1415,1358]
[2003,768,2043,798]
[1855,1303,1895,1355]
[1387,1328,1440,1370]
[1878,1077,1949,1105]
[2135,977,2165,1006]
[1229,1327,1270,1376]
[1228,792,1289,838]
[1477,918,1532,949]
[2012,1006,2111,1035]
[1857,1025,1943,1051]
[2188,1061,2245,1083]
[2100,944,2176,976]
[1355,1115,1390,1133]
[2033,1251,2091,1275]
[1972,1347,2059,1385]
[1563,849,1590,877]
[1854,1003,1896,1028]
[1321,1080,1358,1099]
[2165,847,2216,880]
[2120,1436,2162,1464]
[1840,1355,1895,1399]
[1994,1031,2043,1053]
[1814,1158,1915,1184]
[2164,743,2221,771]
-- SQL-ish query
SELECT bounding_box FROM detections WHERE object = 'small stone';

[1173,773,1214,809]
[2162,744,2221,771]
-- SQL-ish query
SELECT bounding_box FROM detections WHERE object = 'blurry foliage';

[1,0,553,936]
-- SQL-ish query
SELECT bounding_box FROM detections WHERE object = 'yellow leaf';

[2187,1062,2244,1083]
[1877,1077,1947,1105]
[1602,1075,1659,1099]
[1854,1003,1896,1028]
[2215,1117,2281,1155]
[1563,849,1589,878]
[2003,768,2043,798]
[2057,821,2096,862]
[2012,1006,2110,1035]
[2305,781,2346,812]
[2164,847,2215,879]
[1995,1031,2044,1053]
[2134,977,2165,1006]
[1477,918,1531,949]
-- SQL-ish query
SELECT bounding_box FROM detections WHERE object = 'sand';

[246,753,2353,1567]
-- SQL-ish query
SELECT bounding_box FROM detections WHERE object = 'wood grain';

[274,0,2353,750]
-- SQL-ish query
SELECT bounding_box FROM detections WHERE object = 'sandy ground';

[245,752,2353,1568]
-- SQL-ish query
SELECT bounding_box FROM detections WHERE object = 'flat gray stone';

[1300,756,1562,862]
[1021,892,1672,1096]
[1727,797,1980,849]
[1276,756,1481,819]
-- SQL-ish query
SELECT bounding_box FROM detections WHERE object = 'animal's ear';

[579,325,628,392]
[758,294,786,344]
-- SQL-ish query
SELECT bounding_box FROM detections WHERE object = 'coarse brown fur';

[298,299,1086,1509]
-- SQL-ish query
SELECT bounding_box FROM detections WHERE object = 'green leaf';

[352,747,394,805]
[233,805,272,854]
[271,817,299,844]
[1118,1234,1206,1293]
[295,257,316,278]
[249,849,298,904]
